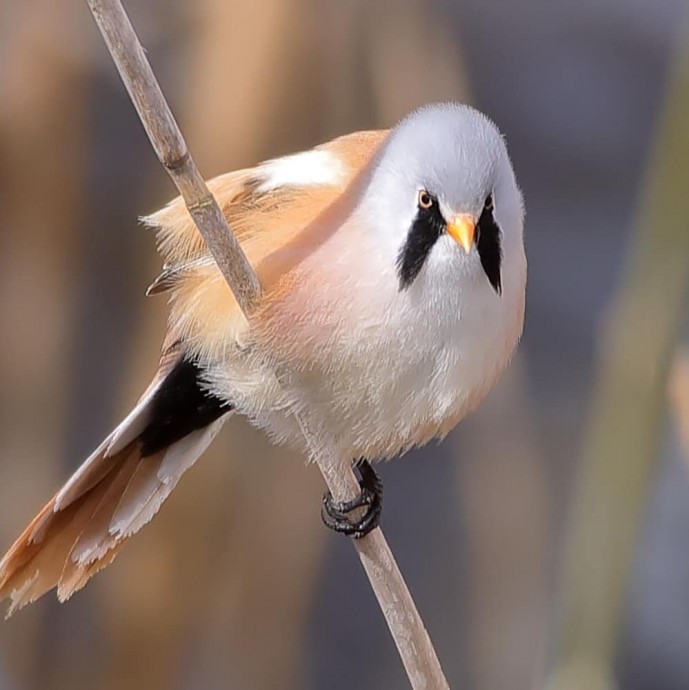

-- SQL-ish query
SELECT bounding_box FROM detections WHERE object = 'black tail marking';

[139,358,233,457]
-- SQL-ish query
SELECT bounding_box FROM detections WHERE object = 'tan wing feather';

[144,130,388,361]
[0,129,387,616]
[145,130,386,268]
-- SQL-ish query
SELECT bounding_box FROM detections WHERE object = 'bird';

[0,102,526,616]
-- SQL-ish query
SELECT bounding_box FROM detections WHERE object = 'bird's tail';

[0,348,232,617]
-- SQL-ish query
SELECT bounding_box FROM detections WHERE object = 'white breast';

[207,228,526,464]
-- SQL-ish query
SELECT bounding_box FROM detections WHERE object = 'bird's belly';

[207,228,525,462]
[227,290,520,462]
[312,321,510,459]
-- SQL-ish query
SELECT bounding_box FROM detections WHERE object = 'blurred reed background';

[0,1,688,689]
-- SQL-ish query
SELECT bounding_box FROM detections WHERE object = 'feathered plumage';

[0,104,526,615]
[0,130,386,615]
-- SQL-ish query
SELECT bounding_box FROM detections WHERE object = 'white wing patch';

[257,148,345,192]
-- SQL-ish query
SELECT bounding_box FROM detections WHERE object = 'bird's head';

[359,103,524,295]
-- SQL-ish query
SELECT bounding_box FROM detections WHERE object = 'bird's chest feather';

[238,241,521,459]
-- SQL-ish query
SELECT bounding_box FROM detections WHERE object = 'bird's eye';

[418,190,435,210]
[483,194,494,212]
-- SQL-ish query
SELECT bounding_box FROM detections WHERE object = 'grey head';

[359,102,524,293]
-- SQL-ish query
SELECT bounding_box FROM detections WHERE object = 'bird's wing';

[0,129,387,615]
[144,130,388,360]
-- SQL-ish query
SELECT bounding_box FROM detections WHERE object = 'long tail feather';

[0,354,231,616]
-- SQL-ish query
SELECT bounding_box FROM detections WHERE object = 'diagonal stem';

[84,1,449,687]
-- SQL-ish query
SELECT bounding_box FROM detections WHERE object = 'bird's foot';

[321,460,383,539]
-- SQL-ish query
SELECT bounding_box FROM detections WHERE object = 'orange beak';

[446,215,476,253]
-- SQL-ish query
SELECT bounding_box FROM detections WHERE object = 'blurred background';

[1,1,688,689]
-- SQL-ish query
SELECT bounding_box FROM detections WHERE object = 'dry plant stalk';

[85,1,449,687]
[670,351,689,462]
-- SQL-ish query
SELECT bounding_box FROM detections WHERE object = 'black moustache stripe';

[476,205,503,295]
[397,198,503,294]
[397,204,445,289]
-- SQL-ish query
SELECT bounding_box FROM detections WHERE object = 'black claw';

[321,460,383,539]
